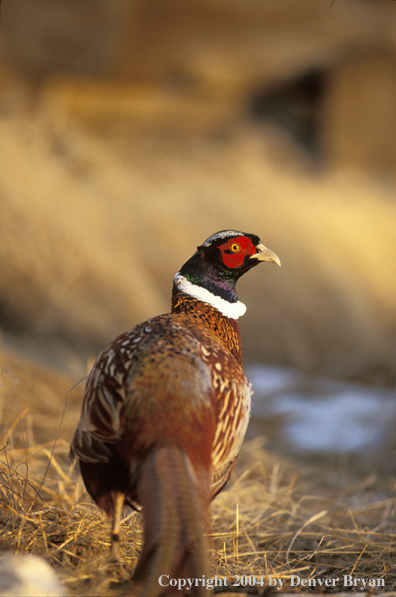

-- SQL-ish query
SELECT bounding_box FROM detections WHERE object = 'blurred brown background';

[0,0,396,389]
[1,9,396,592]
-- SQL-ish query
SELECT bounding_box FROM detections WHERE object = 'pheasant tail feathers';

[134,447,210,596]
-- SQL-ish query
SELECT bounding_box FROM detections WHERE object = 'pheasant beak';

[250,243,281,267]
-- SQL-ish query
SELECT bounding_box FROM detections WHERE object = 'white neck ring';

[174,273,246,320]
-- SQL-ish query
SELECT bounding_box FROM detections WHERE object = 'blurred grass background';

[0,0,395,435]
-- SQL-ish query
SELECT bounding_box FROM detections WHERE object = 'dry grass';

[211,443,396,592]
[1,311,396,596]
[1,402,396,595]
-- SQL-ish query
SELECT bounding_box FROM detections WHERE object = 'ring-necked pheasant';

[70,230,280,596]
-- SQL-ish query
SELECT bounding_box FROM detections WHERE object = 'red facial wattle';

[219,236,256,268]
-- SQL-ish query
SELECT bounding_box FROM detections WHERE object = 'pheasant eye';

[230,243,240,252]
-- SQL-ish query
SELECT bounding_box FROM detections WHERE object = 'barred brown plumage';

[69,230,280,596]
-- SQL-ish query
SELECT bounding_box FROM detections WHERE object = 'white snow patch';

[246,363,396,454]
